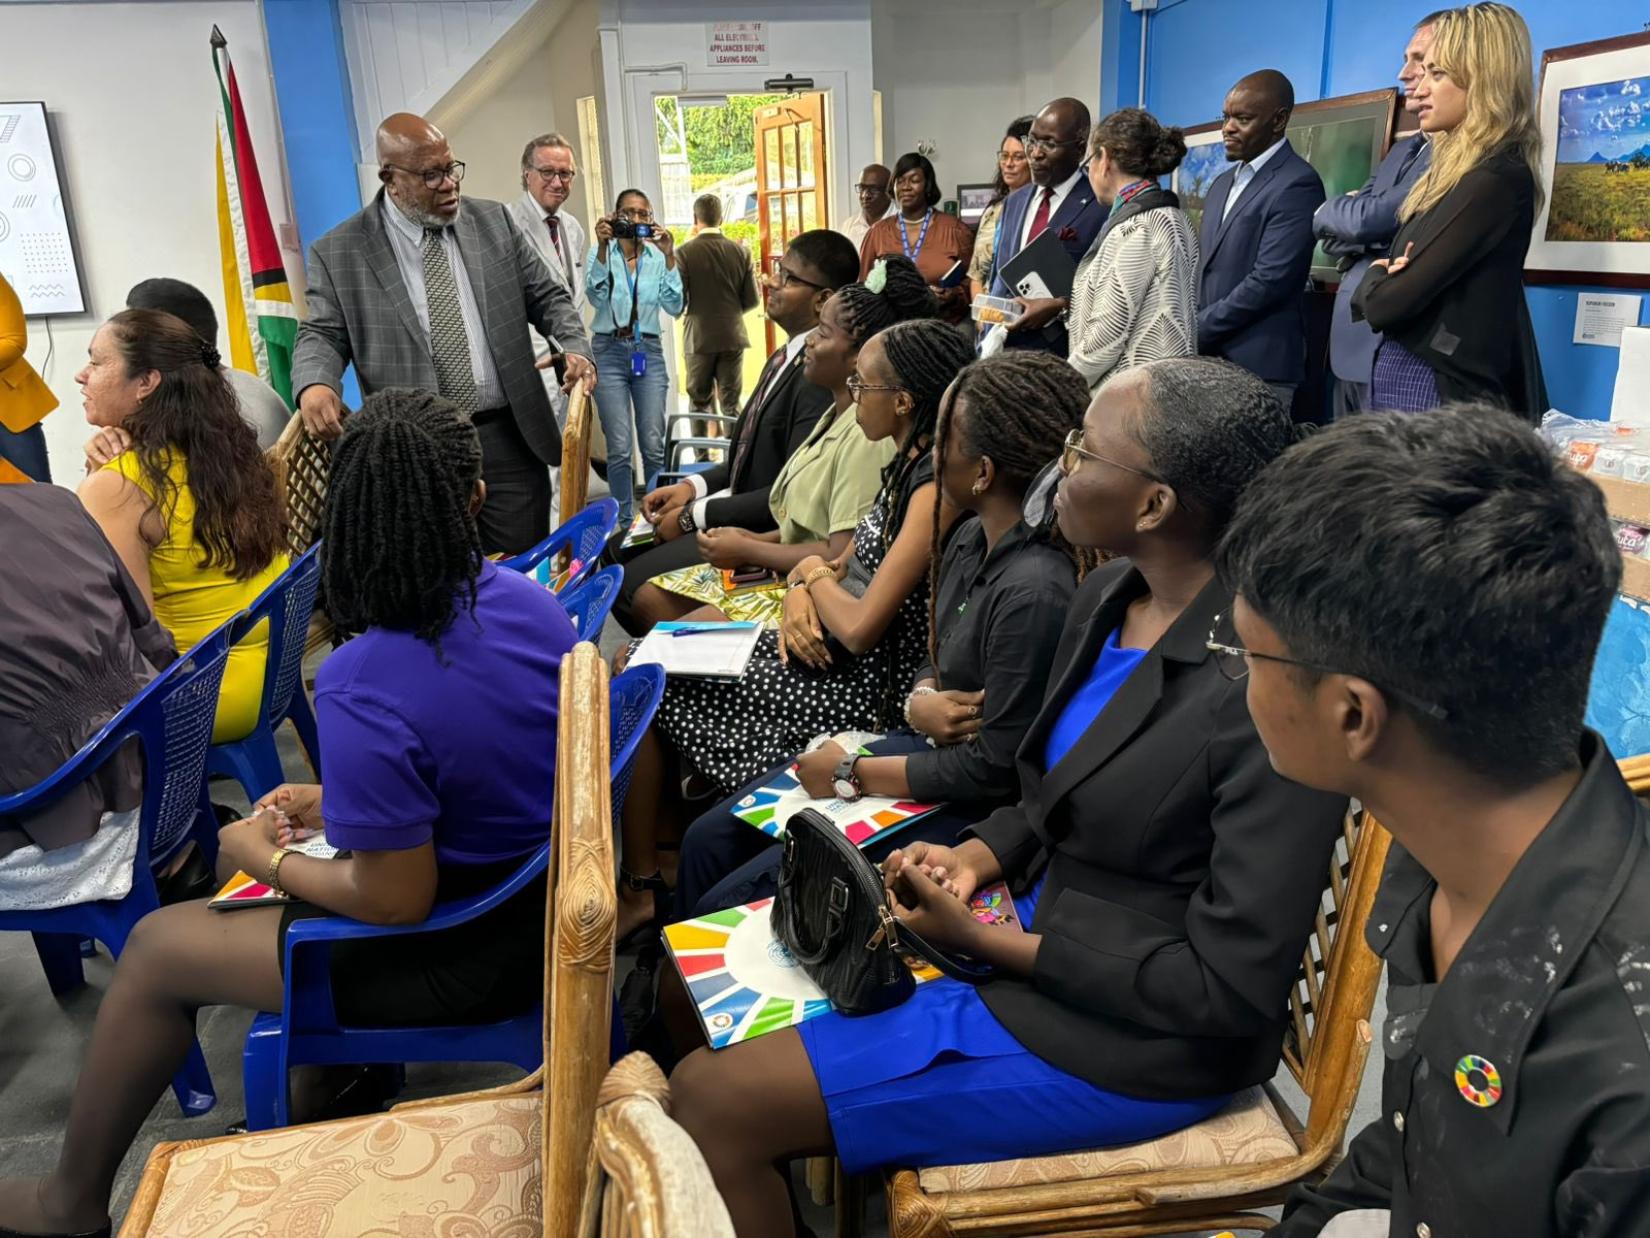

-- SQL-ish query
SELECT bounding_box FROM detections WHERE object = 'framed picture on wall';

[1172,88,1398,282]
[956,182,995,227]
[1528,31,1650,286]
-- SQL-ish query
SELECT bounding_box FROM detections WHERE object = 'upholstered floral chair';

[118,643,617,1238]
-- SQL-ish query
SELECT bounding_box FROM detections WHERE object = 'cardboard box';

[1589,473,1650,601]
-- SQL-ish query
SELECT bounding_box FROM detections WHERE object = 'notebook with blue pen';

[629,620,764,678]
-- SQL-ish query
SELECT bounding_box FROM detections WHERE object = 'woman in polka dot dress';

[617,317,976,941]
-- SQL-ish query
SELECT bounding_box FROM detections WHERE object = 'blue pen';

[668,622,758,638]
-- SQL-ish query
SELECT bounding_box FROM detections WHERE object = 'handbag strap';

[892,917,995,986]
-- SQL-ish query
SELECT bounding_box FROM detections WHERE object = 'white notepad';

[630,621,764,679]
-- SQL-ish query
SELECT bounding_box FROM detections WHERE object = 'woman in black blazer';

[1353,3,1546,416]
[667,358,1348,1238]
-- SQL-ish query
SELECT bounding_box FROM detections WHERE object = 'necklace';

[900,210,933,263]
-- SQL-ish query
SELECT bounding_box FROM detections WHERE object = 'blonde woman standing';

[1354,2,1545,415]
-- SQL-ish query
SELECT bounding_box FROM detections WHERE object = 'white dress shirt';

[1019,165,1086,250]
[509,189,588,315]
[1221,137,1288,221]
[836,204,895,252]
[380,195,506,409]
[685,327,813,525]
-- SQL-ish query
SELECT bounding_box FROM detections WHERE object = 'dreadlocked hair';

[322,388,485,644]
[876,319,976,547]
[926,352,1095,684]
[104,309,285,580]
[830,254,937,347]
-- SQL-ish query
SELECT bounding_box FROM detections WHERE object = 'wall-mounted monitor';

[0,101,87,315]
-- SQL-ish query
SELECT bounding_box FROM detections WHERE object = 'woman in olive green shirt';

[633,260,936,626]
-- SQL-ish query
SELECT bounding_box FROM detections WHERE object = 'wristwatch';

[677,507,697,535]
[831,751,864,801]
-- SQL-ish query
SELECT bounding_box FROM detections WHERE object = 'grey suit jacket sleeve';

[291,243,351,395]
[513,221,592,360]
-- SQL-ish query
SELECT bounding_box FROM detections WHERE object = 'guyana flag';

[212,26,296,406]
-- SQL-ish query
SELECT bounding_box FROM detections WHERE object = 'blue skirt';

[798,878,1232,1174]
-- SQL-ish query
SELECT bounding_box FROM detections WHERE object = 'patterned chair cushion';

[133,1096,542,1238]
[914,1086,1296,1193]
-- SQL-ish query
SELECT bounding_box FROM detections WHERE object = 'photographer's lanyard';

[900,210,932,264]
[625,249,645,378]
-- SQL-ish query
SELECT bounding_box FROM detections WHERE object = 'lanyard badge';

[631,349,648,378]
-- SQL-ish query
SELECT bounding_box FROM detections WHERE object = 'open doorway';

[654,91,830,388]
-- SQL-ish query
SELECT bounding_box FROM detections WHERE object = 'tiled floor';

[0,613,1389,1235]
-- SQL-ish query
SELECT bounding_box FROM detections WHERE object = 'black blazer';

[968,563,1348,1099]
[1353,145,1545,415]
[697,342,833,533]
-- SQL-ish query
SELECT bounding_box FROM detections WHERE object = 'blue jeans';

[590,334,668,522]
[0,421,51,482]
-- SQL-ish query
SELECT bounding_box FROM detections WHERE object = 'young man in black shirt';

[1215,406,1650,1237]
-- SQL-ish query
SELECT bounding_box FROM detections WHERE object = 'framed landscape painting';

[1529,31,1650,286]
[1172,89,1397,281]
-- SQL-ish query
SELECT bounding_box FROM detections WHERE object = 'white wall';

[437,0,601,221]
[3,0,298,484]
[870,0,1104,208]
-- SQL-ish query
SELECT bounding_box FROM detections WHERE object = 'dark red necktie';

[1027,187,1054,242]
[546,214,570,277]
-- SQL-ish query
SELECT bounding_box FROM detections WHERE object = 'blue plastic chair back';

[234,543,322,736]
[0,620,237,1117]
[242,648,667,1130]
[207,545,323,798]
[558,565,623,638]
[499,497,620,590]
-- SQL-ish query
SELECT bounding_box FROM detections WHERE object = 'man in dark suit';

[989,97,1106,356]
[292,112,594,555]
[612,229,860,632]
[1315,14,1441,417]
[677,193,760,422]
[1196,71,1326,408]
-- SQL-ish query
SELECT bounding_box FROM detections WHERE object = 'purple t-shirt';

[315,560,578,865]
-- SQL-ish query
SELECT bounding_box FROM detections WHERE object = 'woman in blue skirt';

[669,357,1350,1236]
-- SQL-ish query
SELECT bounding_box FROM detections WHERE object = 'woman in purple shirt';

[0,389,578,1238]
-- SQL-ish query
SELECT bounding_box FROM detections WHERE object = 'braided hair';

[831,254,937,347]
[322,388,485,644]
[875,319,976,545]
[927,352,1094,681]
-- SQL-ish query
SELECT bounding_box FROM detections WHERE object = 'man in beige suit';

[675,194,759,419]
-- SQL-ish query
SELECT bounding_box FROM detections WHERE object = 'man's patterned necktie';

[422,227,479,412]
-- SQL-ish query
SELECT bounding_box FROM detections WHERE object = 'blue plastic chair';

[240,660,667,1130]
[558,565,623,638]
[0,622,237,1117]
[206,544,323,802]
[498,497,620,590]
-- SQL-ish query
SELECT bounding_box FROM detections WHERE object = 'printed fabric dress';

[653,456,934,795]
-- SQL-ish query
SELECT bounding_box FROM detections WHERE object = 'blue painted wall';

[1111,0,1650,421]
[263,0,363,404]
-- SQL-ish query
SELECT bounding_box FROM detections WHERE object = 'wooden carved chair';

[575,1052,737,1238]
[560,385,594,528]
[881,808,1392,1238]
[267,411,335,659]
[118,643,617,1238]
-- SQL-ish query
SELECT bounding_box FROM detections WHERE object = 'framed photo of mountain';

[1529,31,1650,286]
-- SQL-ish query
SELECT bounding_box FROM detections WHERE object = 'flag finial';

[210,25,227,49]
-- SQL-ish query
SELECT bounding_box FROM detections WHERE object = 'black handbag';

[773,807,992,1015]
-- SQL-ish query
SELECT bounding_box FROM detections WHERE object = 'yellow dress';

[104,450,288,742]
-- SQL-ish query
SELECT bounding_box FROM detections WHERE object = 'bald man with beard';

[292,112,595,555]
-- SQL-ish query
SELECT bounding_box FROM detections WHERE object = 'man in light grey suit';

[293,112,595,554]
[1314,12,1442,417]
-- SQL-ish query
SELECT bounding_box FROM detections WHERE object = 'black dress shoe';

[156,848,215,905]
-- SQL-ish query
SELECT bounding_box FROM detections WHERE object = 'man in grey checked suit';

[293,112,595,555]
[1314,12,1441,417]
